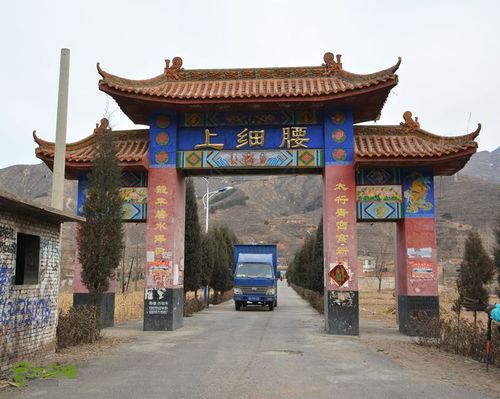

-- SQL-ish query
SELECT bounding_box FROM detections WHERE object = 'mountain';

[461,147,500,184]
[1,147,499,286]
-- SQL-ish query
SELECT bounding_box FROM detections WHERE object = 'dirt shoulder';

[41,319,142,366]
[361,320,500,398]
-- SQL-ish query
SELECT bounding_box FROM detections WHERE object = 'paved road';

[3,281,496,399]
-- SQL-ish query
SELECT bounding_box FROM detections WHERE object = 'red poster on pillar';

[324,165,357,291]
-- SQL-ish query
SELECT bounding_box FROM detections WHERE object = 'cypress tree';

[184,178,202,296]
[309,218,324,294]
[457,230,494,321]
[78,119,124,305]
[211,226,237,300]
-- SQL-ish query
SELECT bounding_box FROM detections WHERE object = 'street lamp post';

[201,177,233,305]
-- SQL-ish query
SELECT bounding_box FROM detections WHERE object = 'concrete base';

[398,295,439,336]
[144,287,183,331]
[325,290,359,335]
[73,292,115,328]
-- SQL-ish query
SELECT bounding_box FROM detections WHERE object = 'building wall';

[0,211,61,374]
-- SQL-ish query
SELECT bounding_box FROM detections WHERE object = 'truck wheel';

[235,302,241,311]
[268,302,274,311]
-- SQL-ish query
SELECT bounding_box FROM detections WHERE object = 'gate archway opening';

[34,52,480,335]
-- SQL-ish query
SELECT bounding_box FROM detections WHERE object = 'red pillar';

[143,167,185,331]
[396,217,439,335]
[323,165,359,335]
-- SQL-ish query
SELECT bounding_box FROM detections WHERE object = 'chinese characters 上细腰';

[236,128,265,149]
[195,129,224,150]
[280,127,310,149]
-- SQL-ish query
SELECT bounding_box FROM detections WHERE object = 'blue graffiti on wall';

[0,264,13,297]
[0,297,51,329]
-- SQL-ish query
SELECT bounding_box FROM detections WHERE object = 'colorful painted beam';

[177,149,324,169]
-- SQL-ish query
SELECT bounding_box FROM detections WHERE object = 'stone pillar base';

[325,290,359,335]
[73,292,115,328]
[397,295,439,336]
[144,287,183,331]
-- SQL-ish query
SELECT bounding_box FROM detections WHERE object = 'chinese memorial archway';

[34,52,479,335]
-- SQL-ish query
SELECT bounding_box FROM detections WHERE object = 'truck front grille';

[240,287,268,295]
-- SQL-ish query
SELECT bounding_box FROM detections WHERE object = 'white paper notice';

[147,251,155,262]
[173,264,179,286]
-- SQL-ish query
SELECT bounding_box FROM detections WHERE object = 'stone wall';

[0,211,61,375]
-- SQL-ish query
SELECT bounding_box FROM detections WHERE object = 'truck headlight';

[266,288,275,295]
[234,288,242,295]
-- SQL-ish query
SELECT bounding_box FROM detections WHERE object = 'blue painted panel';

[149,113,177,168]
[356,201,403,220]
[77,171,148,221]
[356,168,401,185]
[180,110,318,127]
[77,172,88,216]
[402,168,435,218]
[323,108,354,165]
[177,125,324,151]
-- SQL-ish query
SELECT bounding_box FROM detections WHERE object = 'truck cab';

[233,244,278,311]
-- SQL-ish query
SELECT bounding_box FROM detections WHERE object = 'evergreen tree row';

[287,218,324,294]
[184,178,237,301]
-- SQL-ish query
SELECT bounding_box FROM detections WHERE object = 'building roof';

[97,52,400,124]
[0,189,84,224]
[354,111,480,175]
[34,112,479,177]
[33,119,149,178]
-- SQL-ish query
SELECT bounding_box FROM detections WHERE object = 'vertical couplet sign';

[324,165,357,291]
[323,108,357,292]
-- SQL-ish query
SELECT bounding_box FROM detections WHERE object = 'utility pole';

[51,48,70,210]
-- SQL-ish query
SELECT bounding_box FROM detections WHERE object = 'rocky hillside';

[461,147,500,184]
[1,147,499,285]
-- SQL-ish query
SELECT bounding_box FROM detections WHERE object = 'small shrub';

[291,284,324,314]
[416,315,500,367]
[57,305,101,349]
[184,297,204,316]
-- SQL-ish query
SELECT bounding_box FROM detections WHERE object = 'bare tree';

[373,224,394,292]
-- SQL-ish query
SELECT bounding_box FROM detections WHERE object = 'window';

[15,233,40,285]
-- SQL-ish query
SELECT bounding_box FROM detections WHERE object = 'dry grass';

[58,288,211,325]
[114,291,144,324]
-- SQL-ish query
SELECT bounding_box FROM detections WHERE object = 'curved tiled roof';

[34,114,479,177]
[97,53,400,125]
[33,122,149,178]
[355,125,479,159]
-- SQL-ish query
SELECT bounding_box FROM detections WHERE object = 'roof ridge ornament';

[400,111,420,131]
[164,57,183,80]
[323,52,343,74]
[94,118,109,135]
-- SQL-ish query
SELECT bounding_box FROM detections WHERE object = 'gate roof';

[97,52,400,125]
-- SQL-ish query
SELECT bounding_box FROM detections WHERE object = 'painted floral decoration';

[332,148,347,161]
[332,129,346,143]
[155,151,169,164]
[156,115,170,129]
[331,112,345,125]
[156,132,170,146]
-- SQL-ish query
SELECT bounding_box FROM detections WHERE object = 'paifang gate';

[34,52,480,335]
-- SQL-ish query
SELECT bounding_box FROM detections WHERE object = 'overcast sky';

[1,0,499,170]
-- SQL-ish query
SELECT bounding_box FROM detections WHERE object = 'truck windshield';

[236,262,273,278]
